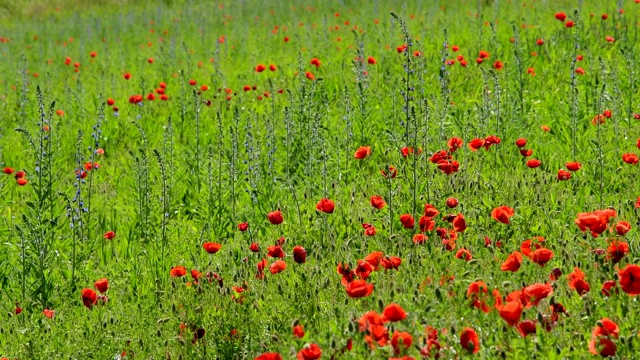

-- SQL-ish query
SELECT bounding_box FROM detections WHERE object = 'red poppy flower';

[81,288,97,309]
[267,210,283,225]
[589,318,619,357]
[315,198,335,213]
[515,138,527,147]
[355,260,374,280]
[497,300,523,326]
[354,146,371,159]
[391,331,412,355]
[527,159,541,168]
[305,71,315,81]
[555,12,567,21]
[493,61,503,70]
[566,162,582,171]
[501,251,523,272]
[455,248,472,261]
[447,137,464,153]
[249,242,260,252]
[531,248,554,266]
[460,328,480,354]
[267,245,284,258]
[381,166,397,179]
[170,266,187,277]
[446,197,458,208]
[412,233,427,245]
[607,240,629,263]
[268,260,286,274]
[370,195,386,209]
[623,153,639,165]
[567,267,590,295]
[269,64,277,71]
[557,169,571,180]
[255,64,266,72]
[310,58,321,68]
[43,308,55,319]
[491,205,515,224]
[436,160,459,175]
[523,283,553,307]
[293,246,307,264]
[614,221,631,236]
[418,216,435,232]
[618,264,640,295]
[382,303,407,322]
[380,256,402,270]
[601,280,618,297]
[94,278,109,293]
[467,281,490,313]
[520,149,533,157]
[17,178,28,186]
[345,279,374,298]
[103,231,115,240]
[518,320,537,337]
[255,353,283,360]
[468,138,485,151]
[123,72,131,80]
[3,167,14,175]
[237,222,248,231]
[365,252,384,270]
[452,213,466,232]
[400,146,421,158]
[363,223,376,236]
[399,214,415,229]
[605,36,615,43]
[200,242,221,254]
[291,324,305,339]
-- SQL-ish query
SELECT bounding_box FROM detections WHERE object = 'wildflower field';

[2,0,640,358]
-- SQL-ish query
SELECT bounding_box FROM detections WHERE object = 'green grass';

[0,0,639,359]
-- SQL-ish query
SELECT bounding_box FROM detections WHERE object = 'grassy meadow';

[1,0,640,358]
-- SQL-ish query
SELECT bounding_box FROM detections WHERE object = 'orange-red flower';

[382,303,407,322]
[203,242,222,254]
[589,318,619,357]
[370,195,386,209]
[518,320,537,337]
[501,251,523,272]
[622,153,639,165]
[460,328,479,354]
[103,231,116,240]
[267,245,285,258]
[607,240,629,263]
[523,283,553,307]
[316,198,335,213]
[170,266,187,277]
[297,343,321,360]
[531,248,554,266]
[399,214,415,229]
[81,288,97,309]
[497,300,523,326]
[293,246,307,264]
[269,260,287,274]
[467,281,490,313]
[255,353,282,360]
[345,279,374,298]
[94,278,109,293]
[391,331,413,355]
[293,324,305,338]
[354,146,371,159]
[618,264,640,295]
[566,162,582,171]
[567,267,590,295]
[491,206,515,224]
[267,210,284,225]
[455,248,472,261]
